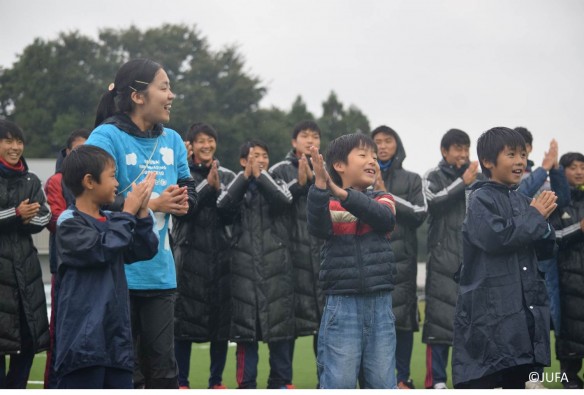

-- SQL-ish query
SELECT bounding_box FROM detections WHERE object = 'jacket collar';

[102,113,164,139]
[0,157,28,178]
[439,159,469,178]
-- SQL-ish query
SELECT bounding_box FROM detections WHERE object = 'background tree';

[0,24,370,171]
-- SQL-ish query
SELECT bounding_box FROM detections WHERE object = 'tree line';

[0,23,370,171]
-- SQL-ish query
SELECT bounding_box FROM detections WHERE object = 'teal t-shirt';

[87,124,190,290]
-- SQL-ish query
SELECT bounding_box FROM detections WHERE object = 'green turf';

[25,301,581,389]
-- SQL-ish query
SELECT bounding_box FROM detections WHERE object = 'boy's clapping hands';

[530,190,558,219]
[309,146,347,201]
[124,172,156,218]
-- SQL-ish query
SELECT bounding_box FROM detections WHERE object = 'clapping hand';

[530,190,558,219]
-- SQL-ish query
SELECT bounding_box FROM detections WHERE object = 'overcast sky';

[2,0,583,175]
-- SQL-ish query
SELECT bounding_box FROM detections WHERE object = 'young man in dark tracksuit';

[55,145,159,388]
[43,128,89,389]
[307,134,397,389]
[0,120,51,389]
[514,129,570,381]
[422,129,482,389]
[550,152,584,389]
[269,120,325,377]
[172,123,236,389]
[217,140,295,389]
[371,125,427,389]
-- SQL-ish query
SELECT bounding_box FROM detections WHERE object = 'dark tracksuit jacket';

[217,170,295,342]
[172,160,236,342]
[377,134,427,331]
[270,150,325,337]
[551,186,584,360]
[54,208,159,377]
[0,158,51,356]
[422,161,484,345]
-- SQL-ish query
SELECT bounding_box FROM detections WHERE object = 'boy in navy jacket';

[307,133,397,389]
[453,127,557,389]
[54,145,159,388]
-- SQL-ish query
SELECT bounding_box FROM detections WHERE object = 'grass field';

[24,301,580,389]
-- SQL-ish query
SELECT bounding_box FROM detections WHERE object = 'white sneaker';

[433,382,448,389]
[525,380,547,389]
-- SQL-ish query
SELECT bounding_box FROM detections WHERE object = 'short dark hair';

[0,119,25,143]
[441,129,470,151]
[560,152,584,169]
[62,145,115,197]
[239,139,269,159]
[185,122,218,143]
[292,120,321,139]
[66,128,91,150]
[476,127,526,178]
[371,125,398,140]
[514,127,533,146]
[325,133,377,187]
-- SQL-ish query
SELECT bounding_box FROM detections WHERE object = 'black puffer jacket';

[217,170,294,342]
[270,150,325,337]
[551,187,584,359]
[172,160,236,342]
[0,158,51,354]
[453,181,555,386]
[307,186,397,294]
[377,133,427,331]
[422,160,483,345]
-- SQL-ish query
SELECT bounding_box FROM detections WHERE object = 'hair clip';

[108,83,115,91]
[134,80,149,85]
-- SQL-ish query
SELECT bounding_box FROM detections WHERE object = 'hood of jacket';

[103,113,164,139]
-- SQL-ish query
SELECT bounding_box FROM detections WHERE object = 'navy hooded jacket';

[452,181,555,386]
[54,208,159,377]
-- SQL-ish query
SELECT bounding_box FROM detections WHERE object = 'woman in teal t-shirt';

[87,58,197,389]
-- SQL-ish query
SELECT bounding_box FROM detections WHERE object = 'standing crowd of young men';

[1,58,584,389]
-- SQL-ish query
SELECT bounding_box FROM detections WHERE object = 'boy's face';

[191,133,216,165]
[373,132,397,162]
[333,145,377,190]
[88,162,119,205]
[0,135,24,165]
[240,146,269,170]
[441,144,470,169]
[292,129,320,156]
[483,146,527,186]
[564,160,584,187]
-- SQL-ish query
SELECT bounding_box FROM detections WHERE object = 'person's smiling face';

[0,134,24,166]
[485,145,527,186]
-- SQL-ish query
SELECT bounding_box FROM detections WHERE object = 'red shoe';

[179,385,190,389]
[209,384,228,389]
[280,384,296,389]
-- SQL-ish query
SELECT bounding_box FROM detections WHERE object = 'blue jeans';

[317,292,397,389]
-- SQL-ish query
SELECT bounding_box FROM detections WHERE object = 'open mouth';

[364,169,376,175]
[164,104,172,112]
[512,169,523,175]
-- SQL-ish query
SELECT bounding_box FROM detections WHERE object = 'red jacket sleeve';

[45,173,67,234]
